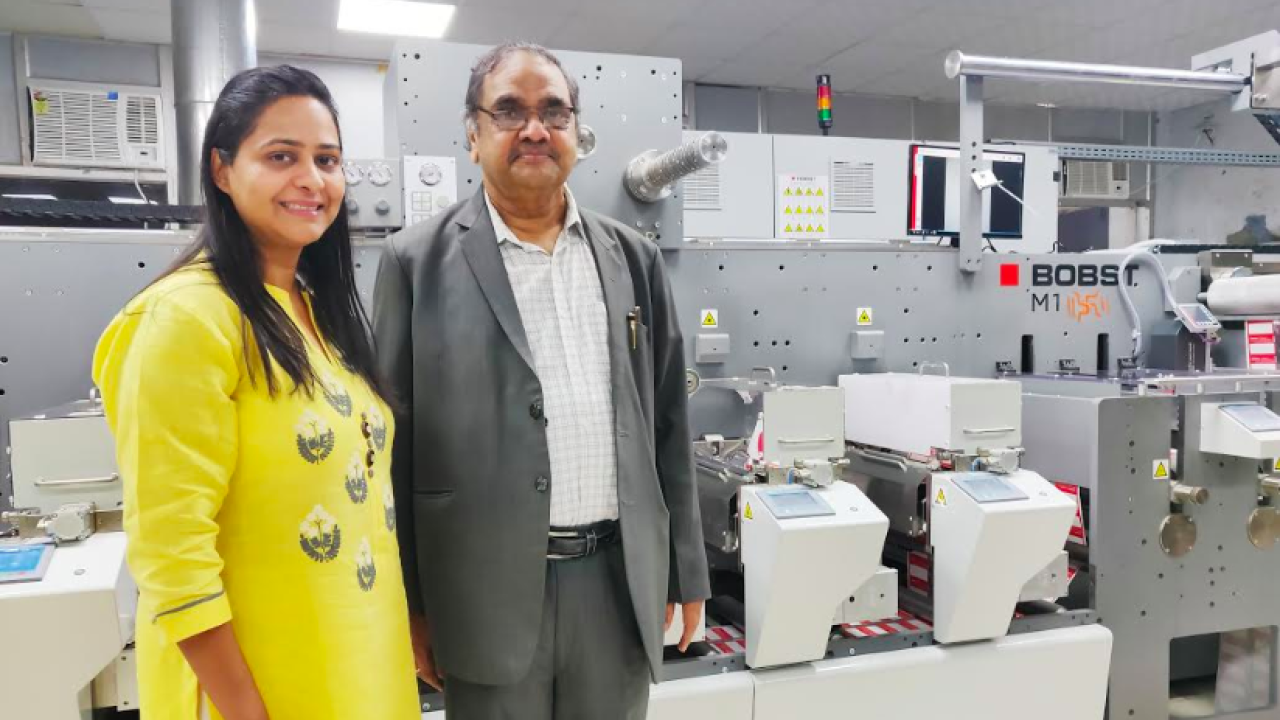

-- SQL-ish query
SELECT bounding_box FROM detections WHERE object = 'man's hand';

[664,600,705,653]
[409,613,445,690]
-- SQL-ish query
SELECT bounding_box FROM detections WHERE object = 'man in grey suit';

[372,42,710,719]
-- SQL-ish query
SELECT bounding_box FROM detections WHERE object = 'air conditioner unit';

[28,80,165,170]
[1060,160,1129,200]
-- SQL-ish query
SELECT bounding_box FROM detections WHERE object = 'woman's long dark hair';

[167,64,389,403]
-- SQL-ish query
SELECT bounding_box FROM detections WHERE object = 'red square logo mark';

[999,264,1020,287]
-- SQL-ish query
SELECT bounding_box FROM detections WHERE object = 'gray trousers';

[443,541,650,720]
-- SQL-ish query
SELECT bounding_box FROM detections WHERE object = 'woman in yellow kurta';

[92,66,420,719]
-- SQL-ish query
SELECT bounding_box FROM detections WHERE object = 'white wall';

[261,54,388,160]
[1154,97,1280,241]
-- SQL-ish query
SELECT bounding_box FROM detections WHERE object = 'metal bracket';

[957,75,984,275]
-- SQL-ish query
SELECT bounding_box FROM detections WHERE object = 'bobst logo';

[1000,263,1135,320]
[999,263,1137,287]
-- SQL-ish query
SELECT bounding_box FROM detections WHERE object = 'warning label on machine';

[856,307,874,326]
[777,175,830,240]
[1153,459,1170,480]
[700,309,719,328]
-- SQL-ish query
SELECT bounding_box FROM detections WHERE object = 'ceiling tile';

[327,31,397,61]
[260,20,332,56]
[258,0,337,27]
[82,0,166,11]
[87,7,169,44]
[0,1,104,38]
[546,10,673,55]
[442,6,569,46]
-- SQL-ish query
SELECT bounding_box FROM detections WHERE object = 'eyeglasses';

[474,105,577,132]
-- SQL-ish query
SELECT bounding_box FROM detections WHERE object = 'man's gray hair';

[463,42,580,134]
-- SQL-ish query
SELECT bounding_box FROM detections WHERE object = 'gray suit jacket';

[372,187,711,685]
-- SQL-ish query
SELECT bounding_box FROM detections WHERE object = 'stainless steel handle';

[851,448,909,472]
[750,366,778,383]
[918,361,951,377]
[777,437,837,445]
[34,473,120,487]
[963,427,1017,436]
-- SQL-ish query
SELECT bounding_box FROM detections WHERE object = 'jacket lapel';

[457,188,537,373]
[581,213,633,386]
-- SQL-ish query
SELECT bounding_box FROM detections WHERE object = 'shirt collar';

[484,186,583,250]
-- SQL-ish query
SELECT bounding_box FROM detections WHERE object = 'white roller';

[1206,275,1280,316]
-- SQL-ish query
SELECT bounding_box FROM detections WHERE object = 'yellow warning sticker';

[806,224,814,232]
[784,224,793,232]
[1153,459,1170,480]
[816,224,825,233]
[805,188,814,196]
[700,309,719,328]
[805,206,814,214]
[1273,457,1280,473]
[935,488,947,506]
[816,206,825,215]
[783,206,792,214]
[33,99,49,116]
[856,307,873,326]
[816,188,824,196]
[784,188,793,196]
[744,503,754,520]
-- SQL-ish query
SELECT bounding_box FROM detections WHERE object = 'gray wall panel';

[0,33,20,165]
[694,85,760,133]
[25,36,161,87]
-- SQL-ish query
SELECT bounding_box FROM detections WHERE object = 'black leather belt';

[547,520,619,560]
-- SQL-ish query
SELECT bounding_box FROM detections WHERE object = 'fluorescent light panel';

[108,196,154,205]
[337,0,456,39]
[2,193,57,200]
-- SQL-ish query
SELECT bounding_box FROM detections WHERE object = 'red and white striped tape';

[840,610,933,639]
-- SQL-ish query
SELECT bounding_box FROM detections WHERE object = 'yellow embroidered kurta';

[92,265,420,719]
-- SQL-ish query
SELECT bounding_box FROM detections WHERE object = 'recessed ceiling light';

[337,0,456,39]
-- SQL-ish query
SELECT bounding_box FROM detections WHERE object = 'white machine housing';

[739,481,888,669]
[930,469,1076,643]
[761,386,845,467]
[839,373,1022,455]
[1199,402,1280,458]
[0,533,136,720]
[9,400,121,515]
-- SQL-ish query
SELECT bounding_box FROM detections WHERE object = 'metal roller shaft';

[945,51,1248,92]
[1172,483,1210,505]
[625,131,728,203]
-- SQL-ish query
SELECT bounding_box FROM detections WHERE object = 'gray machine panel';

[681,131,775,240]
[1022,386,1280,720]
[673,246,1177,438]
[388,41,683,246]
[343,158,403,231]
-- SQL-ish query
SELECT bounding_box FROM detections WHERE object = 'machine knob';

[375,200,391,215]
[346,198,360,214]
[419,163,443,186]
[436,196,452,209]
